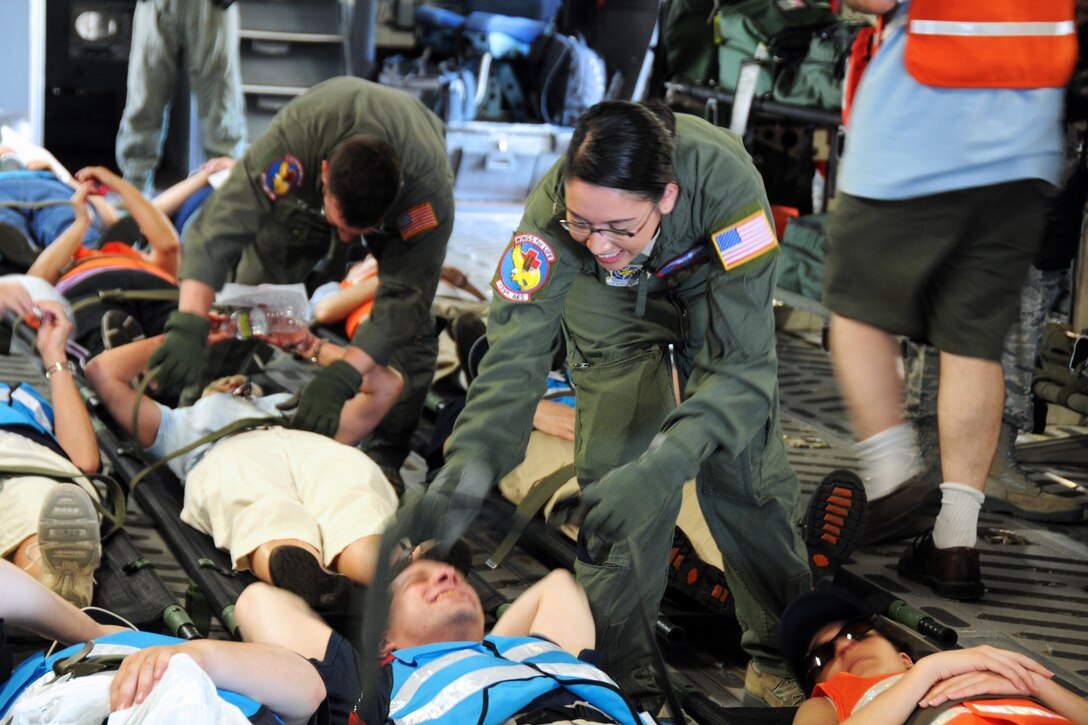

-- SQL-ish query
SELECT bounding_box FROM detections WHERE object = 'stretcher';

[2,321,200,640]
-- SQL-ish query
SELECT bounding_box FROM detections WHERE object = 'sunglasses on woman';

[803,616,877,681]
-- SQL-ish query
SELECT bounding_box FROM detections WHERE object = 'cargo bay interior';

[2,0,1088,722]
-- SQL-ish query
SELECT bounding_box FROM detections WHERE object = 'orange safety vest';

[814,671,1075,724]
[340,259,379,339]
[58,243,177,286]
[904,0,1077,89]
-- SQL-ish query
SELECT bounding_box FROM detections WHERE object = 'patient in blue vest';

[234,556,657,725]
[0,559,325,724]
[0,282,102,608]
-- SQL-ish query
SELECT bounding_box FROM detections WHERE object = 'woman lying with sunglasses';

[779,588,1088,724]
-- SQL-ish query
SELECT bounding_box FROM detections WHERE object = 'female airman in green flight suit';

[432,100,812,707]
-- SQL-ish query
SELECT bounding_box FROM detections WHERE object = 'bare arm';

[178,278,217,317]
[35,302,99,472]
[279,331,403,445]
[312,276,380,325]
[795,647,1056,725]
[491,570,595,656]
[844,0,898,13]
[109,640,326,725]
[920,671,1088,725]
[151,157,235,217]
[85,336,165,448]
[27,184,94,283]
[77,167,180,277]
[532,400,575,442]
[0,559,121,643]
[1034,678,1088,725]
[335,362,404,445]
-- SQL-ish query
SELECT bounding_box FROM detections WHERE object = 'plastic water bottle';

[228,306,305,339]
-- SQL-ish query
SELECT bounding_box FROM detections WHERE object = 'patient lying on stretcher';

[85,329,404,613]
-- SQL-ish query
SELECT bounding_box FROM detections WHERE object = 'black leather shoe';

[861,473,940,546]
[897,531,984,600]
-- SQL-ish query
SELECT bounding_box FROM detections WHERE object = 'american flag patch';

[397,202,439,240]
[711,210,777,270]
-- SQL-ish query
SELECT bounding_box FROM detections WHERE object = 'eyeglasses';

[802,617,876,681]
[556,204,657,245]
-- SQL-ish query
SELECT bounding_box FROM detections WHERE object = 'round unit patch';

[260,154,304,201]
[494,234,555,303]
[606,265,641,287]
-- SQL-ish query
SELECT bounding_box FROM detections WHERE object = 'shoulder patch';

[711,204,777,271]
[397,202,440,240]
[260,154,304,201]
[494,234,555,302]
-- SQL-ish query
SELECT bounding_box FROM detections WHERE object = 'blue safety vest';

[0,382,57,441]
[0,631,285,724]
[386,635,648,725]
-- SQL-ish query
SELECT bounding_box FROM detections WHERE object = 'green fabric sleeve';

[349,186,453,366]
[442,180,578,485]
[179,138,278,289]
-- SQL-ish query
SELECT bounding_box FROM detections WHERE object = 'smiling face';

[562,177,678,271]
[807,619,912,686]
[385,560,485,651]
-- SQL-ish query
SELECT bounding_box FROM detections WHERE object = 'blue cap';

[779,587,872,694]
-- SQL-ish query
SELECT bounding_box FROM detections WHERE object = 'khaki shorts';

[0,431,94,558]
[181,428,398,570]
[823,180,1054,360]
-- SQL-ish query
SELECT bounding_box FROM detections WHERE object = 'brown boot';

[983,422,1084,523]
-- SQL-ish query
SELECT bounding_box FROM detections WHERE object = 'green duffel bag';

[772,20,867,110]
[1033,323,1088,415]
[715,0,837,96]
[778,213,829,301]
[716,12,774,94]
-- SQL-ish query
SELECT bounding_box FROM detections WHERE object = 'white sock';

[857,423,922,499]
[931,482,985,549]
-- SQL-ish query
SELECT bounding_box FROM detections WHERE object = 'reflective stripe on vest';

[904,0,1077,89]
[388,635,645,725]
[0,383,56,441]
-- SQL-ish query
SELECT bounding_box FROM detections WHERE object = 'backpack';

[530,31,607,126]
[715,0,862,111]
[772,20,867,109]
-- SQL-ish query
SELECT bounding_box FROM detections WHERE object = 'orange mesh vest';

[59,243,176,286]
[814,671,1074,724]
[905,0,1077,89]
[341,262,379,339]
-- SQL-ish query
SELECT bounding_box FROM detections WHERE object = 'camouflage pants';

[905,266,1071,431]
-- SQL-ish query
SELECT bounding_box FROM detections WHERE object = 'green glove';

[291,360,362,437]
[147,311,209,398]
[580,434,693,542]
[411,459,493,545]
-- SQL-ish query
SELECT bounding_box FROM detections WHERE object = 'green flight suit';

[181,77,455,468]
[442,114,810,694]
